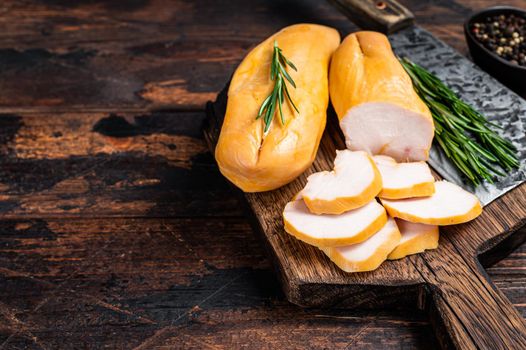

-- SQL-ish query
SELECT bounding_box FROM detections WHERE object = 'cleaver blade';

[328,0,526,206]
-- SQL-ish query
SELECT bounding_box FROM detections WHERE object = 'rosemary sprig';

[399,57,519,185]
[257,40,299,133]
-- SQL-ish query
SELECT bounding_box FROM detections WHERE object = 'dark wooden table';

[0,1,524,349]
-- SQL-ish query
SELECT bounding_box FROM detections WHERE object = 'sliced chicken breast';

[373,155,435,199]
[321,217,401,273]
[388,219,439,260]
[381,181,482,225]
[302,150,382,214]
[329,31,434,162]
[283,199,387,247]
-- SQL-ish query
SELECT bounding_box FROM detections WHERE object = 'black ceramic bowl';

[464,6,526,96]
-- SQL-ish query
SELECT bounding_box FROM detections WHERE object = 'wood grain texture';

[0,0,524,349]
[0,0,523,113]
[0,218,437,349]
[0,112,242,218]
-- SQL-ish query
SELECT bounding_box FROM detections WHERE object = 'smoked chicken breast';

[321,217,401,273]
[373,155,435,199]
[388,219,439,260]
[215,24,340,192]
[329,31,434,162]
[381,181,482,225]
[283,198,387,247]
[302,150,382,214]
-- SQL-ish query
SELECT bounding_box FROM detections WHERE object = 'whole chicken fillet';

[215,24,340,192]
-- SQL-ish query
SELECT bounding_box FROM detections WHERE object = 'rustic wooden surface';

[0,0,524,349]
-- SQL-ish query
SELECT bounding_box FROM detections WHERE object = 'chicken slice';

[329,31,434,162]
[373,155,435,199]
[302,150,382,214]
[283,199,387,247]
[381,181,482,225]
[388,219,439,260]
[321,217,401,273]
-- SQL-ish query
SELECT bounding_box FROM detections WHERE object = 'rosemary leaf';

[257,41,299,133]
[399,57,519,185]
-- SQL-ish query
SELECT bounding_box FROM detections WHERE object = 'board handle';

[421,255,526,349]
[326,0,414,34]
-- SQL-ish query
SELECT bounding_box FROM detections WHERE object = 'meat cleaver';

[327,0,526,205]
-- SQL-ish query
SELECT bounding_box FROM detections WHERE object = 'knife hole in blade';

[376,1,387,10]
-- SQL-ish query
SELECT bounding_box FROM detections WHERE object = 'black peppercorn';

[471,13,526,66]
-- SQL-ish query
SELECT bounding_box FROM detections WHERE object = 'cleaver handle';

[326,0,414,34]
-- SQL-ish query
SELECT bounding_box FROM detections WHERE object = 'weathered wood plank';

[0,0,524,111]
[0,217,435,350]
[0,217,523,349]
[0,112,241,218]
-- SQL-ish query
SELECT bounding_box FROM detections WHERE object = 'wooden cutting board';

[203,86,526,349]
